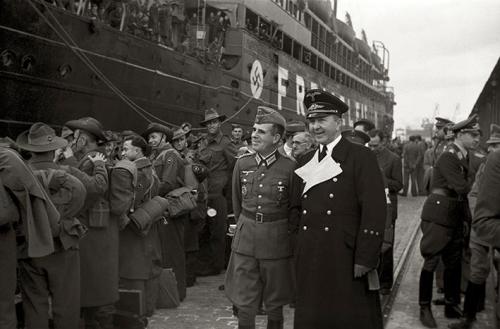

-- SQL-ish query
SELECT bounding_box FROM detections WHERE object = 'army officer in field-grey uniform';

[225,106,299,329]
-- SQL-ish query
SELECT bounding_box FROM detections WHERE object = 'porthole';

[1,50,16,67]
[21,55,35,72]
[58,64,72,78]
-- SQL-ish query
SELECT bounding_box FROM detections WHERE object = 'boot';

[420,305,437,328]
[448,318,474,329]
[463,282,481,320]
[267,319,284,329]
[238,325,255,329]
[476,282,485,312]
[445,304,463,319]
[444,265,462,308]
[419,269,434,305]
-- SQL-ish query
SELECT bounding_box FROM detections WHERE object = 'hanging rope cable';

[29,0,169,125]
[26,0,261,130]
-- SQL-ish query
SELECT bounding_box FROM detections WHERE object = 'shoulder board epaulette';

[237,152,255,160]
[474,152,486,158]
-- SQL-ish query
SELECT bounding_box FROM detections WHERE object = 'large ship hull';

[1,1,393,137]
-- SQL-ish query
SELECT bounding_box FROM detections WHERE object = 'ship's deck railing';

[44,0,230,64]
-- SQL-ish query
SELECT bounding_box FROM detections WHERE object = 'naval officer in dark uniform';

[418,116,480,328]
[293,89,387,329]
[225,106,299,329]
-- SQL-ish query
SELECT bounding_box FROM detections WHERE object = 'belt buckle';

[256,212,264,223]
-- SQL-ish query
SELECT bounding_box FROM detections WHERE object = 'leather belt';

[241,209,286,223]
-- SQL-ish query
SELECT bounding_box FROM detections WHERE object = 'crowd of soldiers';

[2,88,500,329]
[44,0,230,61]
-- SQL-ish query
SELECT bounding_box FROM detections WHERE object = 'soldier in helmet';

[418,116,481,328]
[225,106,299,329]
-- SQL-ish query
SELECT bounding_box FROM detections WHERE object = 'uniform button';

[243,179,247,182]
[370,230,374,235]
[257,205,262,209]
[261,173,265,177]
[259,184,263,188]
[258,195,262,198]
[326,210,332,215]
[303,194,308,199]
[303,225,308,231]
[302,210,307,215]
[364,229,368,233]
[333,178,338,182]
[324,227,329,232]
[375,232,379,236]
[329,193,334,199]
[436,201,440,205]
[278,181,282,185]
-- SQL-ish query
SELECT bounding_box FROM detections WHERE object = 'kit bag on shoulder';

[33,168,87,248]
[113,160,169,236]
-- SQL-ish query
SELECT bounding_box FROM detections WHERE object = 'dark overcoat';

[151,146,186,300]
[293,137,386,329]
[70,149,119,307]
[111,157,162,280]
[473,151,500,248]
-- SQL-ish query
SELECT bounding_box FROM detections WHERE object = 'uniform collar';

[255,149,279,168]
[134,156,151,169]
[320,134,342,158]
[453,141,468,159]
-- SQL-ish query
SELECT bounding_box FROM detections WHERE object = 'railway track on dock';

[381,215,422,326]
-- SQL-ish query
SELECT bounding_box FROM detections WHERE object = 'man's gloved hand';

[354,264,371,278]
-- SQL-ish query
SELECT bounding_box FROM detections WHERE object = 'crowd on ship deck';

[43,0,232,62]
[1,87,500,329]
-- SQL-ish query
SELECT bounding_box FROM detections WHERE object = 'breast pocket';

[240,174,254,199]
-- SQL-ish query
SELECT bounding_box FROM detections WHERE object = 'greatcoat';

[68,148,117,307]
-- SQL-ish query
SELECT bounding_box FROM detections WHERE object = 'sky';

[336,0,500,130]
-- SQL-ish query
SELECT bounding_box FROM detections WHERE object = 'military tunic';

[293,137,386,329]
[198,132,236,273]
[225,150,298,319]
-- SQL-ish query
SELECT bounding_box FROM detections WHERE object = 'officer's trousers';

[19,248,80,329]
[469,240,490,285]
[421,230,463,305]
[0,225,17,329]
[225,252,293,326]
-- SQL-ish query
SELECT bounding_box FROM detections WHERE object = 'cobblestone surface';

[147,196,495,329]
